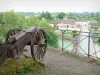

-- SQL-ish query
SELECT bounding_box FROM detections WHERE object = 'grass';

[0,58,44,75]
[64,31,73,35]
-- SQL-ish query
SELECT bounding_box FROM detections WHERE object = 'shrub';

[47,31,58,47]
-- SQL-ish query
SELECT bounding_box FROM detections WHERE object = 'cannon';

[0,27,47,65]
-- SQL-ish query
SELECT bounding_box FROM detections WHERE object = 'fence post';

[88,32,91,57]
[62,30,64,52]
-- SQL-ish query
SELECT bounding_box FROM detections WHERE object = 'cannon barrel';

[7,31,26,44]
[6,27,37,44]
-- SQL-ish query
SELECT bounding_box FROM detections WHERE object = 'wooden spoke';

[30,29,47,62]
[5,28,21,44]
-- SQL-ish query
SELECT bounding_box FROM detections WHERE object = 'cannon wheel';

[31,29,47,62]
[5,28,21,44]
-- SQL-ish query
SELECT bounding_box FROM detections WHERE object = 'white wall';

[58,24,80,31]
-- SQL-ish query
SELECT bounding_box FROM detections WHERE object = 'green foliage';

[65,12,100,22]
[0,24,8,40]
[38,20,51,29]
[64,31,73,35]
[98,38,100,43]
[47,31,58,47]
[0,10,18,39]
[0,11,25,40]
[95,17,100,23]
[2,10,18,27]
[72,30,77,33]
[57,12,65,19]
[40,11,52,20]
[0,13,4,25]
[26,14,39,26]
[0,58,44,75]
[16,13,26,26]
[64,30,79,37]
[93,26,99,31]
[72,30,78,37]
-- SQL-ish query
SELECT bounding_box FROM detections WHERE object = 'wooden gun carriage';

[0,27,47,65]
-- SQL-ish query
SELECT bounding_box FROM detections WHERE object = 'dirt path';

[25,47,100,75]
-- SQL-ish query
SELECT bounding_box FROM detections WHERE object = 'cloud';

[0,0,100,12]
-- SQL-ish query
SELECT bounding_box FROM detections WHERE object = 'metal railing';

[47,29,100,58]
[62,31,100,58]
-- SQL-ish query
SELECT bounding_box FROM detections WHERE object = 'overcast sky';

[0,0,100,12]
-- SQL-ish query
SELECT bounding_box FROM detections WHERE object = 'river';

[58,25,100,58]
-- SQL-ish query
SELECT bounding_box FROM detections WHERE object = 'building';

[51,19,88,31]
[74,20,89,26]
[89,23,100,31]
[90,23,100,27]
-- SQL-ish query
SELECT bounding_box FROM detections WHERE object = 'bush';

[72,30,78,37]
[47,31,58,47]
[98,38,100,43]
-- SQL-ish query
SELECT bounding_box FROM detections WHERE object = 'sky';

[0,0,100,12]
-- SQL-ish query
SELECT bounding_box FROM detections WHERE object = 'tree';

[16,13,26,26]
[26,14,39,27]
[40,11,52,20]
[57,12,65,19]
[0,13,3,24]
[2,10,18,27]
[0,13,5,25]
[45,11,52,20]
[95,17,100,23]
